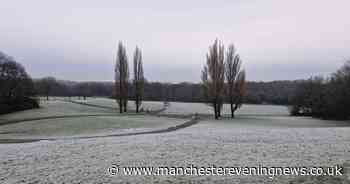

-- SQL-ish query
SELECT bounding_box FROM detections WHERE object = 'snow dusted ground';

[1,117,350,183]
[0,115,185,139]
[67,98,288,116]
[71,97,164,112]
[0,101,350,183]
[0,100,115,125]
[161,102,289,116]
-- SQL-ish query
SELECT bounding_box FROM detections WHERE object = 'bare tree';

[122,58,129,112]
[39,77,57,101]
[133,46,144,113]
[225,44,246,118]
[115,41,129,113]
[201,39,225,119]
[77,82,90,100]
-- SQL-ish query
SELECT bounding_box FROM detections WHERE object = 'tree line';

[0,51,38,114]
[290,61,350,120]
[33,79,298,105]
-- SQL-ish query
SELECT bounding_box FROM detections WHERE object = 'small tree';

[201,39,225,119]
[225,44,246,118]
[115,41,129,113]
[133,47,144,113]
[39,77,57,101]
[77,82,90,100]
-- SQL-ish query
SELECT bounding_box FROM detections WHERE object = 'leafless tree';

[38,77,57,101]
[225,44,246,118]
[115,41,129,113]
[201,39,225,119]
[122,60,129,112]
[133,46,144,113]
[77,82,90,100]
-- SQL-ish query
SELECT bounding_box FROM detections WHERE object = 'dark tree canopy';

[0,51,38,114]
[32,79,297,106]
[290,61,350,120]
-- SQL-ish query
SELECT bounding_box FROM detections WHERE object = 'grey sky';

[0,0,349,82]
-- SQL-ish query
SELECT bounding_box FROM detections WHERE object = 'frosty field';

[69,97,164,112]
[0,99,350,183]
[161,101,289,116]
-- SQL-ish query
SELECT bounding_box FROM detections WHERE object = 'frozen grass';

[71,97,164,112]
[0,115,185,139]
[0,99,185,140]
[0,100,115,125]
[202,116,350,128]
[0,122,349,183]
[0,100,349,183]
[162,102,289,116]
[0,101,117,125]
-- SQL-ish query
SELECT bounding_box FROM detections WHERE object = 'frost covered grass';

[0,115,185,139]
[0,100,115,125]
[0,100,349,183]
[162,102,289,116]
[0,99,184,140]
[71,97,164,112]
[0,121,350,183]
[202,116,350,128]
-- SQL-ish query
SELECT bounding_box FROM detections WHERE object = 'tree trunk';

[124,90,128,113]
[119,99,122,113]
[213,101,218,119]
[123,99,127,112]
[216,103,219,118]
[230,101,234,118]
[233,104,239,118]
[119,77,123,113]
[136,97,139,113]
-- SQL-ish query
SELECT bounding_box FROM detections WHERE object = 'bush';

[0,98,39,115]
[289,61,350,120]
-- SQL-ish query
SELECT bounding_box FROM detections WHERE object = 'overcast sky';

[0,0,349,82]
